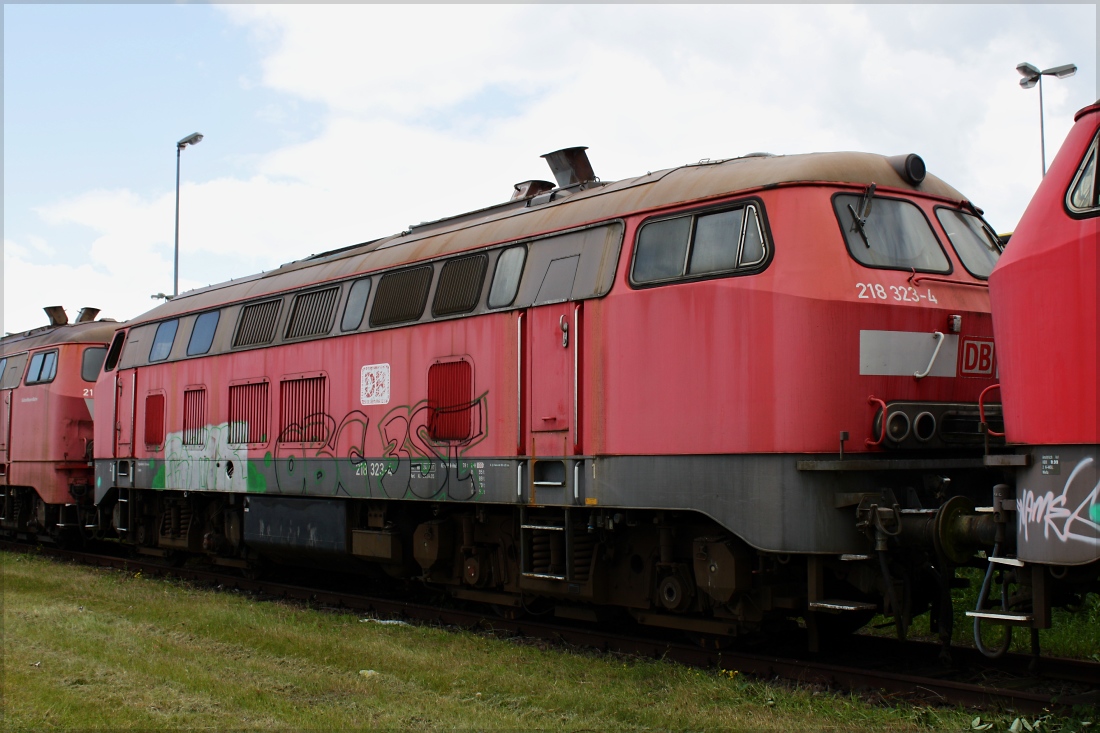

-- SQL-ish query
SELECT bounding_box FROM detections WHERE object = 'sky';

[3,4,1097,335]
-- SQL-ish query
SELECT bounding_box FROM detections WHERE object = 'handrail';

[978,384,1004,437]
[908,269,988,288]
[866,396,888,447]
[914,331,945,379]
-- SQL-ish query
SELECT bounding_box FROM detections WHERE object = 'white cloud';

[4,4,1094,334]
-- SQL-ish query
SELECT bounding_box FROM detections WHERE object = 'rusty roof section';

[0,319,121,356]
[128,151,970,326]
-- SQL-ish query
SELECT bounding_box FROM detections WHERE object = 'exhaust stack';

[76,307,101,323]
[43,306,68,327]
[541,147,596,188]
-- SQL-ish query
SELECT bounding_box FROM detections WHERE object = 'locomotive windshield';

[935,208,1002,279]
[833,193,950,273]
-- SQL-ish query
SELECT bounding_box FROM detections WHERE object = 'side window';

[0,359,7,386]
[1067,131,1099,216]
[81,347,107,382]
[104,331,126,372]
[834,193,950,273]
[488,246,527,308]
[25,351,58,385]
[935,208,1002,279]
[187,311,220,356]
[149,320,180,362]
[341,277,372,332]
[632,202,768,285]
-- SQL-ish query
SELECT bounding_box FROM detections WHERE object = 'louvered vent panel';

[369,266,433,327]
[285,287,339,339]
[433,254,488,316]
[229,382,269,444]
[233,300,281,347]
[280,376,326,443]
[427,361,473,441]
[183,389,206,446]
[144,394,165,446]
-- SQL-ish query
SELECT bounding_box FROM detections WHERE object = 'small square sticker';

[360,364,390,405]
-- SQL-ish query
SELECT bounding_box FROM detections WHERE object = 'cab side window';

[25,350,58,385]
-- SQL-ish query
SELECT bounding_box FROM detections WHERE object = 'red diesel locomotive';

[79,146,1022,648]
[0,307,118,541]
[982,100,1100,642]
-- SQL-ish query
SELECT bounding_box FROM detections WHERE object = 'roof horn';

[540,147,596,188]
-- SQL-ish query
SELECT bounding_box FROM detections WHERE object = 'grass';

[865,566,1100,661]
[2,550,1094,731]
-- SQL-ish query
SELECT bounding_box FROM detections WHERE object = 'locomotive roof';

[0,319,121,356]
[131,150,968,326]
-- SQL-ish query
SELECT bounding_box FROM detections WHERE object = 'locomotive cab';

[0,309,117,542]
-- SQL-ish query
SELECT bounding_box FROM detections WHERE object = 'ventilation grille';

[427,361,473,441]
[285,286,339,340]
[144,394,165,447]
[433,254,488,317]
[229,382,269,444]
[234,299,281,348]
[370,266,433,327]
[183,389,206,446]
[280,376,326,443]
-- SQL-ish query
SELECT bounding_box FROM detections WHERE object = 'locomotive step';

[808,599,878,613]
[987,556,1025,567]
[964,610,1034,625]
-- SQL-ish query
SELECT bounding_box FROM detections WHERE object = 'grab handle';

[914,331,945,379]
[978,384,1004,437]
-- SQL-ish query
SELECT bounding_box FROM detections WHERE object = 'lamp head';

[1019,77,1038,89]
[1016,62,1040,79]
[177,132,204,149]
[1044,63,1077,79]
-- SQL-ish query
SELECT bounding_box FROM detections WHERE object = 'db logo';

[960,338,995,376]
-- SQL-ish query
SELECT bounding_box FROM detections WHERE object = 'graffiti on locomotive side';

[376,393,489,501]
[1017,457,1100,546]
[267,392,489,501]
[161,423,251,493]
[273,410,371,496]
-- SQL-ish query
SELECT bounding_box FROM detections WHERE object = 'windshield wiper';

[848,182,876,247]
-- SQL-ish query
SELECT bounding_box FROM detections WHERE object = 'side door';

[0,389,10,475]
[528,302,575,451]
[525,250,586,460]
[115,368,137,458]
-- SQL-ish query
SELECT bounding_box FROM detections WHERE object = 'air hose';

[973,542,1012,658]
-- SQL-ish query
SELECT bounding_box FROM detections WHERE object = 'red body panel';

[5,343,99,503]
[98,312,522,475]
[990,103,1100,445]
[96,183,998,476]
[596,187,997,456]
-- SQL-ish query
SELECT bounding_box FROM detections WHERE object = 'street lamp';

[174,132,204,297]
[1016,62,1076,177]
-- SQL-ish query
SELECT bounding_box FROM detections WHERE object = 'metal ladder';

[116,487,131,538]
[519,505,575,581]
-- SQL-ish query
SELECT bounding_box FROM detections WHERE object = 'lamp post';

[174,132,204,297]
[1016,62,1076,177]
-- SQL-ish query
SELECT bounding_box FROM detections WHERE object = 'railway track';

[4,539,1097,715]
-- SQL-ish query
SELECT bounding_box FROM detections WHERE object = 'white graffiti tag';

[1017,457,1100,546]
